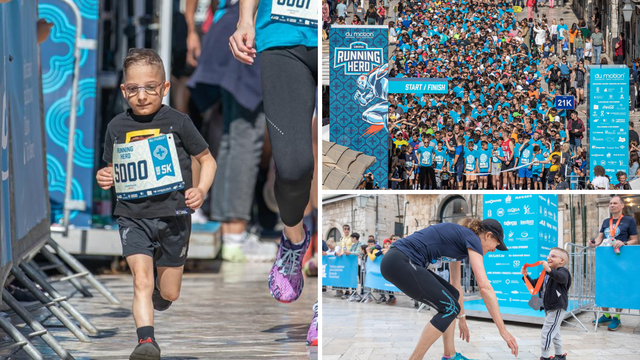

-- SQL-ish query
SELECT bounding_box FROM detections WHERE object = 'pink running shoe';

[268,225,310,303]
[306,300,318,346]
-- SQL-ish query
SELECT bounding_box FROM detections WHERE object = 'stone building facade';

[322,194,406,243]
[323,194,640,248]
[559,194,640,246]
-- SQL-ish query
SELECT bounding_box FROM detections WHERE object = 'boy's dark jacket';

[523,267,571,311]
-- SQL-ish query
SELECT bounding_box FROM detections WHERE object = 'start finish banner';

[588,66,629,184]
[482,195,558,309]
[330,26,388,187]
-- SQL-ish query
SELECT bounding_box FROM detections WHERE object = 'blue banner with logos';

[482,195,558,310]
[322,255,358,289]
[330,26,388,188]
[365,256,400,292]
[5,1,48,241]
[595,246,640,310]
[388,78,449,94]
[588,66,629,185]
[39,0,99,227]
[0,6,10,266]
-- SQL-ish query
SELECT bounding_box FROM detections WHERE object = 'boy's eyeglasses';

[124,82,165,96]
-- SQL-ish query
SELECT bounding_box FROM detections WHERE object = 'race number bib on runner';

[112,134,184,200]
[271,0,317,27]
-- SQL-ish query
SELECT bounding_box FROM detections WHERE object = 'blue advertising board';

[482,195,558,311]
[388,78,449,94]
[5,1,48,240]
[39,0,99,227]
[322,255,358,289]
[595,246,640,310]
[555,95,575,110]
[330,26,388,187]
[588,66,629,185]
[0,6,11,266]
[365,256,400,292]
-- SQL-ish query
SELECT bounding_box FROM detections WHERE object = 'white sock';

[223,232,247,244]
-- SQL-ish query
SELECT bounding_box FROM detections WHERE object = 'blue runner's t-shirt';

[417,146,435,166]
[434,149,447,169]
[599,216,638,243]
[478,149,491,171]
[255,0,317,52]
[465,150,478,171]
[393,223,484,268]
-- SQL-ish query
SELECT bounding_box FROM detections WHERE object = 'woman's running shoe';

[306,301,318,346]
[268,225,310,303]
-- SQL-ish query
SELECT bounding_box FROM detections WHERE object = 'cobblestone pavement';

[1,263,318,360]
[322,294,640,360]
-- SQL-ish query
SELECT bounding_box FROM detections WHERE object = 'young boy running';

[96,49,217,360]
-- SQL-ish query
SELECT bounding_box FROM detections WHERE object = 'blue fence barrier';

[595,246,640,310]
[322,255,358,289]
[365,256,400,292]
[0,2,51,276]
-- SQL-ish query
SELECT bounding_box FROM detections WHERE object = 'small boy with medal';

[521,247,572,360]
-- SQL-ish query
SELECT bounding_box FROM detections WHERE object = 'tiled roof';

[322,141,377,190]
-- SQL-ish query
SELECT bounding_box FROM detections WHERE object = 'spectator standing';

[589,196,638,330]
[614,33,625,65]
[591,27,604,65]
[567,112,584,152]
[591,166,610,189]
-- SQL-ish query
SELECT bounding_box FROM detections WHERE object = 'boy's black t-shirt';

[102,105,209,219]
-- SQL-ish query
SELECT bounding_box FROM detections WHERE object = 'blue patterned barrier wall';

[39,0,99,227]
[330,26,389,188]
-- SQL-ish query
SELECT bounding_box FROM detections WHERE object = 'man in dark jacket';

[521,247,572,360]
[566,111,585,152]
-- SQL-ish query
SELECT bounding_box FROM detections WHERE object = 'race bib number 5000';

[271,0,317,27]
[112,134,184,200]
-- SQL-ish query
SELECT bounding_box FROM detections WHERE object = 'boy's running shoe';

[306,301,318,346]
[152,286,172,311]
[222,232,277,262]
[551,353,567,360]
[268,225,310,303]
[129,338,160,360]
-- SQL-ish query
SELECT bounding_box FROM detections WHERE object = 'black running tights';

[380,247,461,332]
[260,46,318,227]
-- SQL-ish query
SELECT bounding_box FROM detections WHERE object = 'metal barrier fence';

[563,242,595,332]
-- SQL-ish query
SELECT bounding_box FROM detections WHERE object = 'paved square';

[322,294,640,360]
[1,263,318,360]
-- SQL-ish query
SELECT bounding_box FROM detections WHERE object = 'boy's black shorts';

[117,216,192,267]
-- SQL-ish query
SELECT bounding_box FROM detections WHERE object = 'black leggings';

[419,166,436,189]
[260,46,318,227]
[380,247,460,332]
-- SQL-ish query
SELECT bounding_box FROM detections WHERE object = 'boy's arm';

[186,149,217,210]
[546,267,569,285]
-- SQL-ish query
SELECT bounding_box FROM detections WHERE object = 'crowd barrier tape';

[364,256,400,293]
[595,245,640,310]
[432,162,537,176]
[322,255,359,289]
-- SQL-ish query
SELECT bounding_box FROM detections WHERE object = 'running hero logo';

[503,221,517,226]
[485,199,502,204]
[333,42,383,75]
